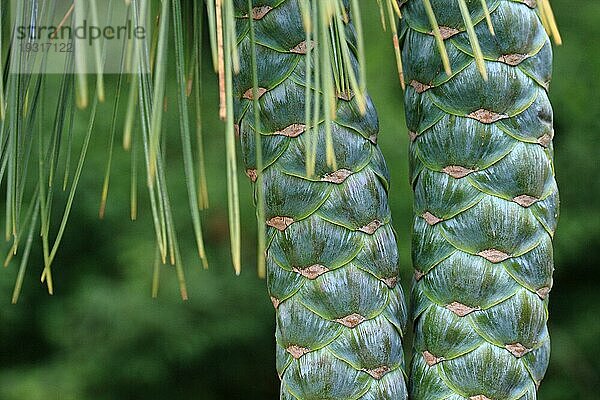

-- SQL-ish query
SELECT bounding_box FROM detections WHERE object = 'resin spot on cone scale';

[290,40,314,54]
[245,5,273,20]
[321,169,353,184]
[537,286,551,299]
[538,133,553,147]
[364,365,391,380]
[270,296,281,309]
[245,169,258,182]
[446,301,480,317]
[513,194,539,207]
[242,87,267,100]
[478,249,510,263]
[267,216,294,231]
[431,26,460,40]
[336,313,366,328]
[275,123,305,138]
[498,53,528,66]
[292,264,329,280]
[505,343,530,358]
[359,220,383,235]
[423,350,444,366]
[286,345,311,359]
[442,165,475,179]
[410,80,432,93]
[422,211,443,226]
[337,90,354,101]
[469,395,493,400]
[381,275,398,289]
[467,109,508,124]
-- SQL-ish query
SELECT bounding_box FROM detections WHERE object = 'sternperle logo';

[9,0,151,74]
[16,20,148,46]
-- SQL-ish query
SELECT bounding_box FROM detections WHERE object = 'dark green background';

[1,1,598,398]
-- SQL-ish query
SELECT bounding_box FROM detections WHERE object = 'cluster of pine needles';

[0,0,560,303]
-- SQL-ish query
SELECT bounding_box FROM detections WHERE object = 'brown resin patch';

[414,270,425,281]
[423,350,444,366]
[267,216,294,231]
[246,5,273,20]
[242,87,267,100]
[470,396,492,400]
[467,109,508,124]
[321,169,353,184]
[442,165,475,179]
[275,123,305,138]
[369,134,378,144]
[245,169,258,182]
[336,313,366,328]
[290,40,315,54]
[408,131,418,142]
[422,211,443,226]
[432,26,460,40]
[286,345,311,359]
[293,264,329,279]
[364,365,391,380]
[523,0,537,8]
[536,286,551,299]
[234,123,240,137]
[270,296,281,309]
[537,133,553,147]
[505,343,530,358]
[498,53,528,66]
[513,194,539,207]
[382,275,398,289]
[359,219,383,235]
[410,80,432,93]
[446,301,480,317]
[337,90,354,101]
[478,249,510,263]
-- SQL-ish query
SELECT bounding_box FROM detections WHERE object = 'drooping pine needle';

[89,0,106,102]
[151,248,161,298]
[458,0,488,80]
[148,0,170,181]
[193,0,209,211]
[350,0,366,95]
[215,0,227,120]
[480,0,495,35]
[100,25,130,219]
[422,0,452,76]
[11,191,40,304]
[384,0,406,89]
[247,0,266,278]
[172,0,209,268]
[224,2,241,275]
[74,1,89,108]
[0,4,5,122]
[539,0,562,45]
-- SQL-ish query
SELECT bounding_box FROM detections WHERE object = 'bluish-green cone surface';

[233,1,408,399]
[400,1,558,399]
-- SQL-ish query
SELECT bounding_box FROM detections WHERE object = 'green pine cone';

[233,1,408,399]
[400,1,558,399]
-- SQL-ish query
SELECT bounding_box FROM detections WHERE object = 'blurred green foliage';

[1,1,599,399]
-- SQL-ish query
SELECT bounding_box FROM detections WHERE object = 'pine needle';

[457,0,488,80]
[247,0,266,278]
[422,0,452,76]
[480,0,495,35]
[539,0,562,45]
[172,0,209,268]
